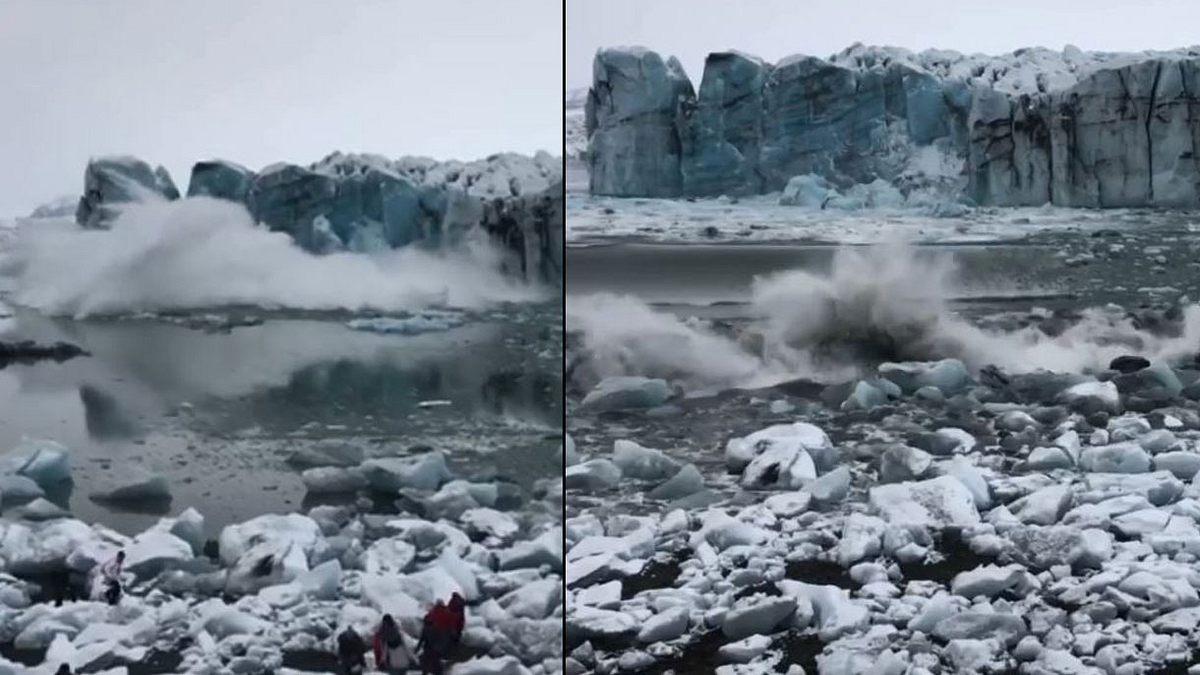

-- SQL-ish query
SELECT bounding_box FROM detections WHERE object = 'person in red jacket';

[417,600,458,674]
[372,613,414,672]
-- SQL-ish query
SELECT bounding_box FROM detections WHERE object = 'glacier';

[72,151,563,285]
[584,43,1200,207]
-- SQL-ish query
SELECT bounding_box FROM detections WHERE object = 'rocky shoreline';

[566,349,1200,674]
[0,439,563,674]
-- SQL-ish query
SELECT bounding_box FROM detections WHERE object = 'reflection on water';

[0,304,562,534]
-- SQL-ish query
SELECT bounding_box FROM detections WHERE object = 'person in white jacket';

[97,550,124,605]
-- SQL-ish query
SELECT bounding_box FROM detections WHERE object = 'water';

[0,304,561,537]
[567,226,1200,392]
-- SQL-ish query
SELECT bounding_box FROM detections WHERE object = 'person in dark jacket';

[336,625,368,675]
[372,613,414,672]
[447,593,466,647]
[55,666,71,675]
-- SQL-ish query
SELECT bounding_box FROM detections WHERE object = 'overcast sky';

[568,0,1200,90]
[0,0,562,216]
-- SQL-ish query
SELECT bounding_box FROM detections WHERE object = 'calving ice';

[565,3,1200,673]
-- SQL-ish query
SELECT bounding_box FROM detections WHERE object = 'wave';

[0,197,542,317]
[568,244,1200,390]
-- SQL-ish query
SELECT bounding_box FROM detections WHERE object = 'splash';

[569,244,1200,390]
[0,197,542,317]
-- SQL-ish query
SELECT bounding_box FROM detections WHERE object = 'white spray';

[569,244,1200,390]
[0,197,542,317]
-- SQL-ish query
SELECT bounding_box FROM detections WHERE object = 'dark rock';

[0,341,88,368]
[1108,353,1147,372]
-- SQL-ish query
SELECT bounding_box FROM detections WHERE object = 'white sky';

[568,0,1200,90]
[0,0,563,216]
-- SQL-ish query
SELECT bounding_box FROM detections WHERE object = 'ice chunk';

[564,459,622,492]
[809,466,851,503]
[690,510,771,551]
[123,530,193,579]
[301,467,367,494]
[186,159,254,201]
[360,451,452,492]
[777,581,868,641]
[779,174,836,207]
[461,508,520,543]
[870,475,980,533]
[951,564,1028,598]
[89,470,171,504]
[448,656,533,675]
[13,498,70,521]
[498,577,561,620]
[1059,380,1120,414]
[1082,471,1183,506]
[565,605,638,643]
[1080,442,1151,474]
[364,538,417,575]
[0,475,43,503]
[76,156,180,229]
[879,359,972,395]
[647,463,704,500]
[1,439,72,489]
[580,376,672,411]
[725,422,831,472]
[721,595,796,639]
[498,528,563,572]
[297,559,341,600]
[1009,485,1073,525]
[219,513,325,594]
[837,514,887,566]
[740,442,816,489]
[611,440,680,481]
[879,445,932,483]
[933,610,1026,646]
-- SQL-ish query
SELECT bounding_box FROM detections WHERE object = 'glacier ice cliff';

[73,151,563,285]
[584,43,1200,207]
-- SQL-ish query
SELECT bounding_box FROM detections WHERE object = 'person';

[98,550,124,605]
[49,567,76,607]
[55,665,71,675]
[335,625,368,675]
[446,593,466,647]
[417,600,451,674]
[373,613,414,672]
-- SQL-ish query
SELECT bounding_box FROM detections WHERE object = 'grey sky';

[568,0,1200,90]
[0,0,562,216]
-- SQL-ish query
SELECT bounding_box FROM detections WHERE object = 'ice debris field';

[0,436,563,674]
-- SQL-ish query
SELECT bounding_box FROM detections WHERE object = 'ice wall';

[72,152,563,285]
[584,43,1200,207]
